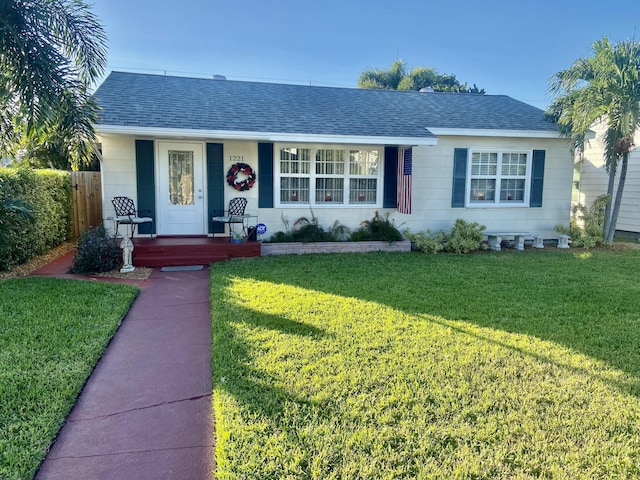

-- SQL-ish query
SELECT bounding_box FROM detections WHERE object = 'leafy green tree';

[0,0,107,169]
[358,60,485,94]
[548,37,640,244]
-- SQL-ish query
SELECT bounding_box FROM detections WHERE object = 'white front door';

[157,142,206,235]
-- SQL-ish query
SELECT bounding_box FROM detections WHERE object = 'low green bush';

[350,211,403,242]
[555,195,607,248]
[0,168,72,270]
[404,229,447,253]
[406,219,486,254]
[446,218,486,253]
[70,225,121,274]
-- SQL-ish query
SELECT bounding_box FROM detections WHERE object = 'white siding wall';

[99,134,573,239]
[99,134,138,235]
[222,140,259,213]
[257,136,573,239]
[397,136,573,237]
[579,121,640,233]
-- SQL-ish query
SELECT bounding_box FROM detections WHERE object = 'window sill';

[276,203,382,208]
[465,203,529,209]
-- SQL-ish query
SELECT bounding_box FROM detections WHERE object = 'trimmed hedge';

[0,168,72,271]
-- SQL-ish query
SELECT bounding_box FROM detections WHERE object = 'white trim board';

[96,125,438,146]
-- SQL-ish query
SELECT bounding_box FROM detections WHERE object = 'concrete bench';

[557,234,570,249]
[484,232,529,251]
[531,234,570,249]
[532,234,545,249]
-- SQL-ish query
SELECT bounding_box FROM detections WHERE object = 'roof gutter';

[425,127,566,139]
[95,125,438,146]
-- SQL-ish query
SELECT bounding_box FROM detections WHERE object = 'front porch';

[131,236,261,267]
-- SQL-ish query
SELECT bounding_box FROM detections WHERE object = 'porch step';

[131,236,261,268]
[133,253,230,268]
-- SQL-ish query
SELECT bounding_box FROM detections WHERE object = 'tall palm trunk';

[605,152,629,244]
[603,162,616,242]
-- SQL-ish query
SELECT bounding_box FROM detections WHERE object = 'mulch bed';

[0,242,153,281]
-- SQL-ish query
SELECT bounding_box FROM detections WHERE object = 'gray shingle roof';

[93,71,557,139]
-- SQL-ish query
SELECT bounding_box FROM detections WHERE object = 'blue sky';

[91,0,640,110]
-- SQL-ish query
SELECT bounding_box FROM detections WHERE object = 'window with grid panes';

[279,147,311,204]
[277,145,381,206]
[469,151,529,206]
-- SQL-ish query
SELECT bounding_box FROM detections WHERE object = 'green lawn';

[0,277,138,480]
[211,249,640,479]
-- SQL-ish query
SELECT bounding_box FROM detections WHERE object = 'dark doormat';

[160,265,204,272]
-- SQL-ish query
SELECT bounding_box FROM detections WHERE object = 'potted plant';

[230,231,244,243]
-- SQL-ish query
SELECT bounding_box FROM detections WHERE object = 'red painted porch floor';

[33,255,215,479]
[133,236,261,267]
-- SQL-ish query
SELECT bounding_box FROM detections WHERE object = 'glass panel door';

[168,150,194,205]
[157,142,205,235]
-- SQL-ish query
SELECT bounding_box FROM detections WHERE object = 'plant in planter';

[350,211,403,243]
[291,213,330,242]
[261,211,411,255]
[266,210,349,243]
[230,231,244,243]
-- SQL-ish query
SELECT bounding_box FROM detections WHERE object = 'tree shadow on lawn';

[212,278,329,422]
[234,250,640,397]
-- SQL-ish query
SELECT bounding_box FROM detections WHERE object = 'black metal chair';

[212,197,249,238]
[111,196,153,238]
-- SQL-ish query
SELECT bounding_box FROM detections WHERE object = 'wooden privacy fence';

[70,171,102,239]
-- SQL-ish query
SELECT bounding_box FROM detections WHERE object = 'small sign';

[256,223,267,235]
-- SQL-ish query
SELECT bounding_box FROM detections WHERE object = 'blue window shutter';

[258,143,274,208]
[452,148,468,208]
[135,140,156,234]
[530,150,545,207]
[383,146,398,208]
[207,143,225,233]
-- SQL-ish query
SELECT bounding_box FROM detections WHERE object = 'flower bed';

[261,240,411,256]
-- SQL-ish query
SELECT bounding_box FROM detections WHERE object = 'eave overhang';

[95,125,439,146]
[425,127,564,139]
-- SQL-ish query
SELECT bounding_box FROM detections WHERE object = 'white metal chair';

[111,196,153,238]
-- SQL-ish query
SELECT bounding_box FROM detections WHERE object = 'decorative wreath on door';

[226,163,256,191]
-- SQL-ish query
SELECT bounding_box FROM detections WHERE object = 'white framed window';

[276,144,382,207]
[467,150,531,206]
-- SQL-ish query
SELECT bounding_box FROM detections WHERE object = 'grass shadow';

[211,275,328,419]
[225,250,640,396]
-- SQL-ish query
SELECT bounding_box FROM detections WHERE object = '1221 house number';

[230,155,244,162]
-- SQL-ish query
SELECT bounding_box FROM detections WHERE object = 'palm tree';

[549,37,640,244]
[358,59,407,90]
[0,0,107,168]
[358,60,485,93]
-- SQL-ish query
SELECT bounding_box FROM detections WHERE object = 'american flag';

[397,148,412,214]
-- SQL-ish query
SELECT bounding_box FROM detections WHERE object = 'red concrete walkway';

[33,260,215,479]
